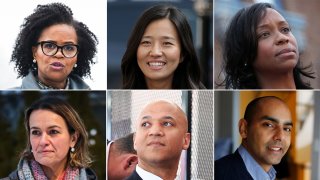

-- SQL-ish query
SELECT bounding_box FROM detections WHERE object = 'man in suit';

[107,133,138,180]
[126,100,191,180]
[215,96,292,180]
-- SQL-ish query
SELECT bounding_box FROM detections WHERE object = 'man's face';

[134,101,190,167]
[241,98,292,171]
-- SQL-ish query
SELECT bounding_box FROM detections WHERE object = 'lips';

[50,62,65,67]
[275,48,296,57]
[147,61,166,70]
[147,141,165,146]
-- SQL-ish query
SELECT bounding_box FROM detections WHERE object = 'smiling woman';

[4,97,97,179]
[11,2,98,89]
[121,4,205,89]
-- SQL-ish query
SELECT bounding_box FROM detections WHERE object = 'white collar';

[106,141,113,180]
[136,164,163,180]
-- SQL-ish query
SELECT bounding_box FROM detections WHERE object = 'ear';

[182,132,191,150]
[239,118,248,139]
[70,132,79,147]
[32,46,37,59]
[123,154,138,171]
[133,132,137,151]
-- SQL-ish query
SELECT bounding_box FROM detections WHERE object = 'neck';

[145,77,173,89]
[42,161,67,180]
[241,142,272,172]
[38,75,67,89]
[255,70,296,89]
[139,159,178,180]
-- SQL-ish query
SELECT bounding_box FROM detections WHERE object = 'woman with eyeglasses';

[11,3,98,89]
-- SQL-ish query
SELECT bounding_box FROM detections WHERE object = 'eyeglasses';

[36,41,79,58]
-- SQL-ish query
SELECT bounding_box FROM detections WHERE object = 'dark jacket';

[215,150,253,180]
[2,168,97,180]
[125,170,143,180]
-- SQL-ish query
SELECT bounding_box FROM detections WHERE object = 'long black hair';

[121,4,204,89]
[220,2,314,89]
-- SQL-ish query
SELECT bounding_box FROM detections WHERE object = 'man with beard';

[215,96,292,180]
[126,100,191,180]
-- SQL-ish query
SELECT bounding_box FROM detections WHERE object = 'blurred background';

[214,91,320,180]
[107,0,213,89]
[107,90,213,179]
[0,0,106,90]
[214,0,320,89]
[0,91,106,179]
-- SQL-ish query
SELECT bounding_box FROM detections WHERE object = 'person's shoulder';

[215,150,253,180]
[68,74,91,90]
[85,168,97,180]
[125,169,142,180]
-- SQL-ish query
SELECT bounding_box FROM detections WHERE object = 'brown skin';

[134,100,190,180]
[32,24,78,89]
[107,143,138,180]
[254,8,298,89]
[239,98,292,172]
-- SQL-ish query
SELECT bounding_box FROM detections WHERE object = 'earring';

[33,59,37,63]
[244,62,247,67]
[74,64,77,68]
[71,147,75,153]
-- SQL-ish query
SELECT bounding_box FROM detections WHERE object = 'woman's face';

[32,24,78,85]
[137,18,182,86]
[253,8,298,74]
[29,109,77,169]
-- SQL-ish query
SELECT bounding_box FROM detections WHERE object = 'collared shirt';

[136,165,180,180]
[106,140,113,180]
[238,145,277,180]
[136,165,162,180]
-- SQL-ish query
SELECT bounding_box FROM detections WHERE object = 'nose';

[39,133,50,146]
[149,43,162,57]
[148,124,164,137]
[275,32,289,45]
[273,127,285,141]
[54,47,65,58]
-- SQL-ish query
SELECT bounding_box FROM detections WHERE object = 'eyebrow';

[30,125,62,130]
[141,115,175,121]
[257,20,289,30]
[141,36,177,41]
[261,115,293,126]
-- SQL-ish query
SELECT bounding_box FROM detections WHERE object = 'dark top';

[215,150,253,180]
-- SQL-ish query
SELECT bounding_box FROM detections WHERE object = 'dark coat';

[215,150,253,180]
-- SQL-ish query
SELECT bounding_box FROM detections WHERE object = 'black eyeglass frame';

[35,41,79,58]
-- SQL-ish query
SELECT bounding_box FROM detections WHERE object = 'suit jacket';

[125,170,143,180]
[215,150,253,180]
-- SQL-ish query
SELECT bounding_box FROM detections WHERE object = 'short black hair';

[114,133,136,155]
[220,2,314,89]
[244,96,286,125]
[121,4,204,89]
[11,2,98,78]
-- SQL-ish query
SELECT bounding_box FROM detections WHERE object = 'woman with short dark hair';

[11,3,98,89]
